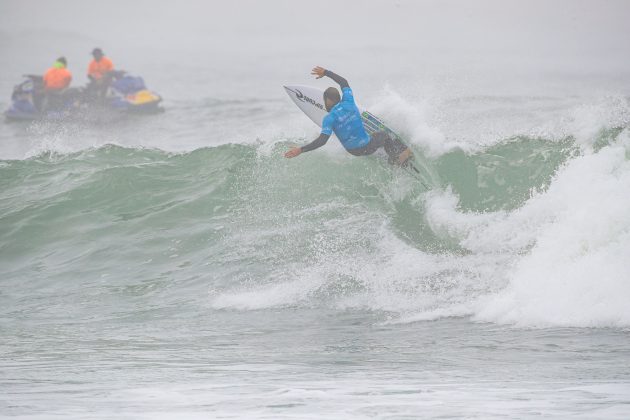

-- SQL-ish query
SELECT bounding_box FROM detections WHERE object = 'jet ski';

[106,70,162,114]
[4,71,162,121]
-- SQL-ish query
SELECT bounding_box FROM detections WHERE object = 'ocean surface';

[1,1,630,418]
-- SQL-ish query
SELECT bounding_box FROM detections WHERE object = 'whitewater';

[2,0,630,418]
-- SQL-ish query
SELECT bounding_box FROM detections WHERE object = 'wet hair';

[323,87,340,105]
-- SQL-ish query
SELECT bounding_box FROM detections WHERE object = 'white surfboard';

[283,85,329,127]
[284,84,438,189]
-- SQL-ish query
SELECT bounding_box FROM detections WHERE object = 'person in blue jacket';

[285,66,412,165]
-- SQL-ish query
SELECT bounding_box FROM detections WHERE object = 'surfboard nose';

[283,85,295,99]
[282,84,328,127]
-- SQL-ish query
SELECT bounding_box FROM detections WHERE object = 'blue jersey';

[321,87,370,150]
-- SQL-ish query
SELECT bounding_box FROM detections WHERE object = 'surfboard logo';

[295,89,324,110]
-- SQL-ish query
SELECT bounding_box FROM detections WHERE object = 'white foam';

[563,96,630,150]
[473,139,630,327]
[210,270,326,311]
[366,87,630,159]
[367,86,456,158]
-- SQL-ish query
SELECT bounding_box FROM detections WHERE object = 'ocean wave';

[1,126,628,328]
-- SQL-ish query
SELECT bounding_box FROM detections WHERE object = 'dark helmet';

[92,48,104,57]
[323,87,340,111]
[57,56,67,66]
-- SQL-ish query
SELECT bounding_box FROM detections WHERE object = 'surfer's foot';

[398,148,412,166]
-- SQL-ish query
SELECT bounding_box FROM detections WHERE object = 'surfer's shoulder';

[341,86,355,103]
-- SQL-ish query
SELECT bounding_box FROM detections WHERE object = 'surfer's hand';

[311,66,326,79]
[284,147,302,158]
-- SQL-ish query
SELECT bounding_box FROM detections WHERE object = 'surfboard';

[283,85,329,127]
[283,84,436,189]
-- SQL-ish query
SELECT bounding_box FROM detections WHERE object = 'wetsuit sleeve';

[324,69,349,89]
[301,108,333,152]
[300,133,330,153]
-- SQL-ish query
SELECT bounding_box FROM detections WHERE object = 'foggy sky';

[0,0,629,95]
[2,0,629,57]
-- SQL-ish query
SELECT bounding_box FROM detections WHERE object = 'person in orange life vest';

[87,48,114,100]
[42,57,72,111]
[43,57,72,91]
[88,48,114,81]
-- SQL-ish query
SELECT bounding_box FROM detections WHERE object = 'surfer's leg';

[377,131,412,165]
[347,134,385,156]
[347,132,411,165]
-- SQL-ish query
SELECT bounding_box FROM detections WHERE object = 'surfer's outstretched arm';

[311,66,349,89]
[301,133,330,152]
[284,133,330,158]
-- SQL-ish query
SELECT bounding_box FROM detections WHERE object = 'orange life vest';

[88,57,114,80]
[43,66,72,91]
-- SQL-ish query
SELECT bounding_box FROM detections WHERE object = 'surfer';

[285,66,412,165]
